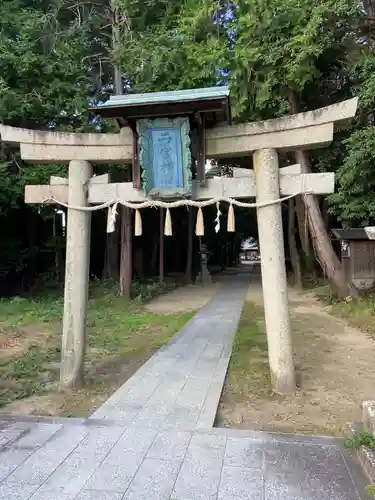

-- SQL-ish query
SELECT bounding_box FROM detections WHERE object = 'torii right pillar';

[254,149,295,394]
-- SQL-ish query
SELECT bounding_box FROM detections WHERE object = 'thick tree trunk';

[185,209,193,283]
[288,89,357,298]
[322,198,330,230]
[119,206,132,298]
[295,148,356,298]
[288,199,303,289]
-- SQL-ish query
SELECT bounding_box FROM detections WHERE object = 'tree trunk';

[322,198,330,230]
[134,247,144,279]
[119,206,132,298]
[294,196,310,257]
[288,89,312,270]
[27,209,37,291]
[293,149,357,298]
[294,194,316,278]
[288,199,303,289]
[103,0,122,282]
[288,89,357,298]
[111,0,123,95]
[150,240,158,275]
[112,0,133,297]
[185,208,193,283]
[364,0,375,17]
[104,227,119,280]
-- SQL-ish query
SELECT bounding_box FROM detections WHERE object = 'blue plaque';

[137,118,192,198]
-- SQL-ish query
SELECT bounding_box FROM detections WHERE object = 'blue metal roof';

[96,86,230,109]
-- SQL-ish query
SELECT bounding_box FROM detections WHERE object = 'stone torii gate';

[0,96,357,395]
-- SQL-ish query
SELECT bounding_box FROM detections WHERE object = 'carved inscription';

[137,117,192,198]
[150,128,183,189]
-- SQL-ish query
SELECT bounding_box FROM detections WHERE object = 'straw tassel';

[164,208,172,236]
[195,207,204,236]
[227,203,235,232]
[106,206,113,233]
[134,209,142,236]
[106,202,118,233]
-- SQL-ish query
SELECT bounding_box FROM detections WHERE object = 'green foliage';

[342,412,375,499]
[231,0,362,119]
[132,279,176,301]
[115,0,229,92]
[0,0,104,128]
[328,45,375,225]
[329,127,375,225]
[345,429,375,450]
[1,0,375,285]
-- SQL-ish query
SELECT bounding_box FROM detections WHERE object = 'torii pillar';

[61,160,92,387]
[254,149,295,393]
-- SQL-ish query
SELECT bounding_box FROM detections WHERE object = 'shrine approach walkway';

[0,268,369,500]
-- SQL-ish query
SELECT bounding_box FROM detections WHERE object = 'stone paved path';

[90,272,249,430]
[0,271,370,499]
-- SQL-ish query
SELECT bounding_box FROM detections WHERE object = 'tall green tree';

[115,0,230,92]
[0,0,110,283]
[228,0,362,297]
[329,11,375,227]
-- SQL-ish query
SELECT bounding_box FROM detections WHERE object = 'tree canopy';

[1,0,375,293]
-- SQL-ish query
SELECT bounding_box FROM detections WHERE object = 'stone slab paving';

[90,272,250,430]
[0,418,369,500]
[0,270,370,499]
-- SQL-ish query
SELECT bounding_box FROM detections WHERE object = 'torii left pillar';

[60,160,92,388]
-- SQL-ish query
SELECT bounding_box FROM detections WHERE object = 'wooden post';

[60,160,92,389]
[288,198,303,288]
[254,148,296,395]
[120,206,132,298]
[185,208,193,283]
[159,208,164,284]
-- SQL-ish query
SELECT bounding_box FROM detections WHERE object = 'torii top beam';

[0,98,358,164]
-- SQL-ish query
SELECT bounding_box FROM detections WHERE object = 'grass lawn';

[0,282,193,416]
[315,284,375,337]
[223,301,270,400]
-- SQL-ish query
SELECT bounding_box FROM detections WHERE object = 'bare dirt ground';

[145,281,223,314]
[218,283,375,436]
